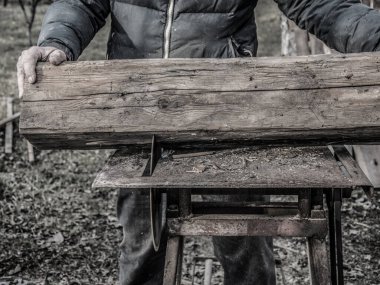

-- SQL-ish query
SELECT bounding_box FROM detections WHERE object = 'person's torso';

[107,0,259,59]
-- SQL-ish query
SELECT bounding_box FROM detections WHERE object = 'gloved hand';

[17,46,67,98]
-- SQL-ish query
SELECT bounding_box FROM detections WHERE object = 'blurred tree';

[361,0,380,8]
[18,0,42,45]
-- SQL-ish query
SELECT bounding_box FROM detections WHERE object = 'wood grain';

[307,211,330,285]
[0,112,20,128]
[330,145,374,190]
[163,236,183,285]
[20,52,380,149]
[0,97,7,121]
[353,145,380,189]
[93,146,372,190]
[167,214,328,238]
[5,97,13,153]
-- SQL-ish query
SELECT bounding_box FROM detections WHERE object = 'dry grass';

[1,4,119,284]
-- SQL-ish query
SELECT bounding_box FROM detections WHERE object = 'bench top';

[92,146,372,191]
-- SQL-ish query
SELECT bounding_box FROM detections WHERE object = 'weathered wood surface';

[362,0,380,8]
[307,211,330,285]
[281,17,331,57]
[0,97,7,120]
[330,146,373,190]
[163,236,183,285]
[27,142,35,163]
[93,146,372,190]
[192,201,298,215]
[167,213,328,238]
[307,237,330,285]
[5,97,13,153]
[281,16,310,56]
[353,145,380,188]
[0,112,20,128]
[20,52,380,149]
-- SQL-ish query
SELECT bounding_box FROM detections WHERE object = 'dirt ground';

[1,2,380,285]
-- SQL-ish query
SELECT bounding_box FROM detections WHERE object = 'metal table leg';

[334,189,344,285]
[327,189,344,285]
[327,191,337,285]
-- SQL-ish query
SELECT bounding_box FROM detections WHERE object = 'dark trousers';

[117,189,276,285]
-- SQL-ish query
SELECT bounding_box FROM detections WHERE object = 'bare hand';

[17,46,67,98]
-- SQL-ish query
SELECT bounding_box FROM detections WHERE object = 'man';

[17,1,380,284]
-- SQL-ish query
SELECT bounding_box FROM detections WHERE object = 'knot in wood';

[158,98,170,109]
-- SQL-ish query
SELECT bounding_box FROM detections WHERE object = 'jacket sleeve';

[37,0,110,60]
[275,0,380,53]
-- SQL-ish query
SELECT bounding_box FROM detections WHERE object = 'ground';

[1,2,380,285]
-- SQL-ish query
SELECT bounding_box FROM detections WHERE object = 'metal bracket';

[150,135,161,175]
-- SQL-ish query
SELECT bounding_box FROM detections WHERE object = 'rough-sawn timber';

[20,52,380,149]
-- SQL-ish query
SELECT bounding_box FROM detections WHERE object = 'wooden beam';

[0,112,20,128]
[27,141,35,163]
[0,97,7,121]
[168,213,328,238]
[329,145,374,191]
[5,97,13,154]
[362,0,380,8]
[163,236,183,285]
[307,211,330,285]
[20,52,380,149]
[353,145,380,189]
[281,16,310,56]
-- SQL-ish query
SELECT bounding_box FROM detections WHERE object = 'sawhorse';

[93,144,373,285]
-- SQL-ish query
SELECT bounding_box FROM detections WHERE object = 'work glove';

[17,46,67,98]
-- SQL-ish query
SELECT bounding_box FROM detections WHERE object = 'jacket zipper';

[163,0,175,59]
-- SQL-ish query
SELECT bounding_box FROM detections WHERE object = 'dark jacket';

[38,0,380,60]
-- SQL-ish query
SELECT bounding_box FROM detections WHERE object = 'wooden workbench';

[93,145,373,285]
